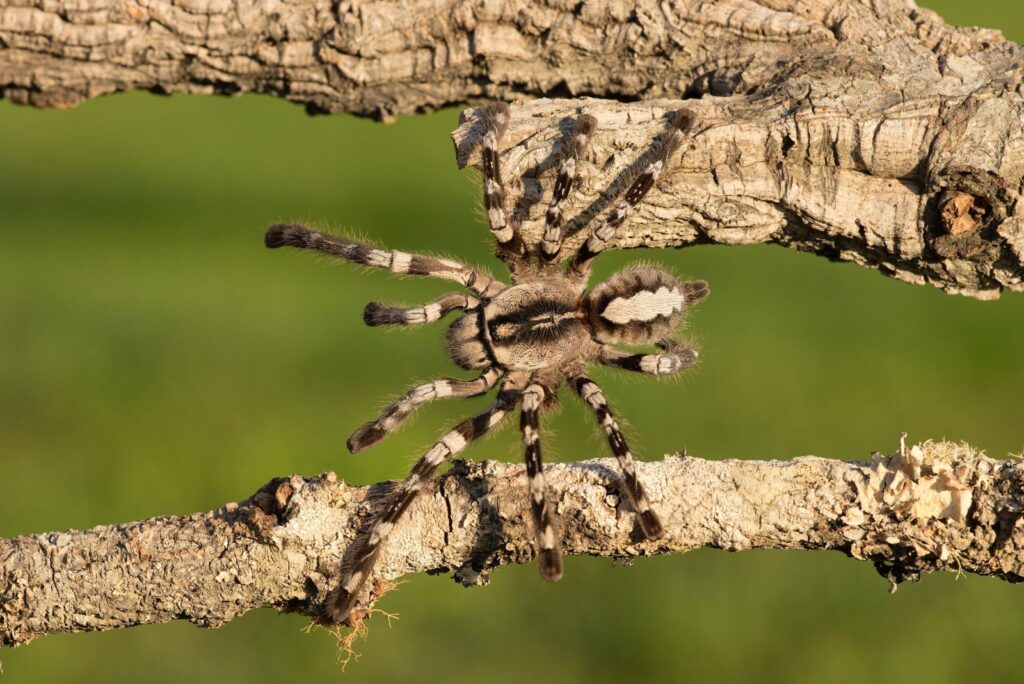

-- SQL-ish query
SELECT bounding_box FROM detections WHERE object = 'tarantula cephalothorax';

[264,103,708,623]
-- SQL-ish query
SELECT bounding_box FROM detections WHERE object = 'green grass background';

[1,2,1022,681]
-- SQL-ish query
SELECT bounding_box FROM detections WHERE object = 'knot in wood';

[940,191,989,237]
[929,167,1012,261]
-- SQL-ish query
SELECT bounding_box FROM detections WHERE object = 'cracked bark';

[3,0,1024,296]
[3,441,1024,647]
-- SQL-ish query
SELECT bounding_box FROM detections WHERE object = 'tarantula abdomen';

[582,266,707,345]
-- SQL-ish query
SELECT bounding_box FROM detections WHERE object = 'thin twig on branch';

[2,440,1023,648]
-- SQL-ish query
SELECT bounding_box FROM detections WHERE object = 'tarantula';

[264,103,708,623]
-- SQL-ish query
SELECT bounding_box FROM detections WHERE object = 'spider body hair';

[265,104,706,623]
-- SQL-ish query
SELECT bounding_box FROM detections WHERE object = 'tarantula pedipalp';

[264,103,708,623]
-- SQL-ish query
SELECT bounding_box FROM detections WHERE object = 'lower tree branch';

[3,440,1023,648]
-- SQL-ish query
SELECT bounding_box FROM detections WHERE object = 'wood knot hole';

[940,191,990,236]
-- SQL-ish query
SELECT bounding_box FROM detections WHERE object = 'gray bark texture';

[3,0,1024,296]
[3,441,1024,647]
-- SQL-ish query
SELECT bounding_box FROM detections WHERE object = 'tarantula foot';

[678,349,699,367]
[264,223,311,249]
[347,421,387,453]
[363,301,405,326]
[683,279,710,304]
[652,341,699,372]
[639,510,665,540]
[321,585,358,625]
[538,549,563,582]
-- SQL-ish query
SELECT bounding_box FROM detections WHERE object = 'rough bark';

[3,0,1023,297]
[3,440,1024,647]
[453,89,1024,299]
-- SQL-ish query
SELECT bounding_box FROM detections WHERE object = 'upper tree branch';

[3,440,1024,647]
[0,0,1013,118]
[452,91,1024,299]
[3,0,1023,297]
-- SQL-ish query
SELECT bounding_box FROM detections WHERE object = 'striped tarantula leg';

[478,102,526,259]
[264,224,506,298]
[363,293,480,327]
[597,340,699,377]
[347,367,504,453]
[325,378,525,624]
[520,383,562,581]
[568,110,695,280]
[540,113,597,263]
[569,375,664,540]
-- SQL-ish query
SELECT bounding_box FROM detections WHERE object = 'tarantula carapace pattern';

[264,102,708,623]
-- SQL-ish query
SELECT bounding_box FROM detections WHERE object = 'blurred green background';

[2,2,1023,681]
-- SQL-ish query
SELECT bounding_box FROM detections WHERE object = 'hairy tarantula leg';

[478,102,526,260]
[540,113,597,263]
[363,293,480,327]
[347,367,504,453]
[325,375,528,623]
[568,375,664,540]
[520,383,562,581]
[597,341,699,377]
[567,110,695,281]
[264,224,505,298]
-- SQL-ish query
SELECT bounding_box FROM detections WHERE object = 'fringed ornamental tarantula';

[264,103,708,623]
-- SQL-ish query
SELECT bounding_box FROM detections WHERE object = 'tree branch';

[0,0,1014,118]
[451,90,1024,299]
[3,440,1023,647]
[5,1,1021,297]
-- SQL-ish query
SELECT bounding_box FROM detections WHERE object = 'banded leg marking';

[363,293,480,327]
[540,113,597,262]
[569,110,694,280]
[520,383,562,580]
[325,381,524,623]
[264,224,505,298]
[569,375,664,540]
[598,340,699,377]
[347,367,504,453]
[479,102,523,255]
